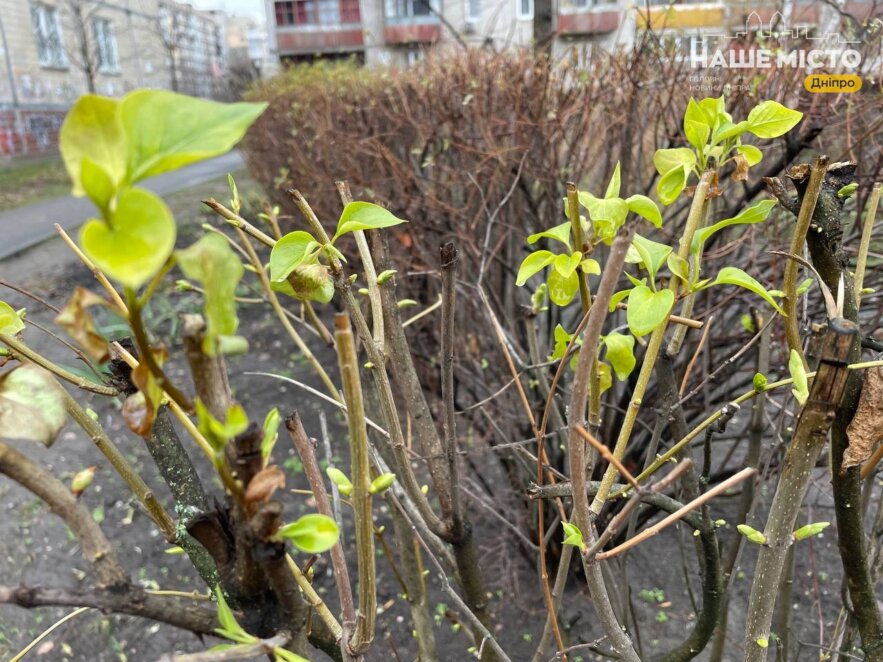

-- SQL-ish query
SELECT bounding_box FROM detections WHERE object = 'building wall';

[0,0,227,157]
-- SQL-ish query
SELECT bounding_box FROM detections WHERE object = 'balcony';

[273,0,364,55]
[635,3,726,30]
[384,0,442,44]
[557,1,621,36]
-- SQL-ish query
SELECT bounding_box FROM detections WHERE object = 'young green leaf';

[657,166,688,206]
[735,144,763,166]
[837,182,858,198]
[276,513,340,554]
[746,100,803,139]
[274,650,309,662]
[176,234,244,356]
[59,94,126,198]
[580,258,600,275]
[684,98,711,151]
[578,191,629,230]
[549,324,576,361]
[691,199,778,255]
[122,90,267,183]
[755,637,769,649]
[597,361,613,394]
[628,234,672,284]
[214,587,256,644]
[326,467,353,496]
[789,349,809,405]
[80,157,117,215]
[605,161,621,199]
[79,188,175,289]
[197,400,249,454]
[547,267,579,306]
[562,521,586,552]
[527,221,573,248]
[603,332,636,381]
[737,524,767,544]
[627,285,674,337]
[333,201,407,241]
[708,267,785,315]
[260,408,281,463]
[0,364,68,447]
[275,263,335,304]
[0,301,25,335]
[552,251,582,279]
[653,148,696,176]
[753,373,768,392]
[667,254,690,285]
[625,194,663,228]
[516,250,556,287]
[793,521,830,541]
[369,472,397,494]
[270,231,320,283]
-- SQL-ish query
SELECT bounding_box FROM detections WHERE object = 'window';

[466,0,480,22]
[274,0,361,26]
[31,4,66,68]
[385,0,435,20]
[516,0,533,19]
[93,18,119,73]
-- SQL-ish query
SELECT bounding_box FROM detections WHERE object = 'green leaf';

[605,161,621,199]
[653,148,696,176]
[333,201,407,241]
[270,231,318,282]
[0,301,25,335]
[80,157,116,215]
[527,221,572,248]
[578,191,629,230]
[276,513,340,554]
[550,324,576,361]
[684,98,711,151]
[547,266,579,307]
[753,373,768,392]
[80,188,175,289]
[628,234,672,283]
[516,250,556,287]
[793,521,830,541]
[667,254,690,285]
[176,234,244,356]
[709,266,785,315]
[603,332,636,381]
[121,90,267,183]
[197,400,249,454]
[276,264,335,304]
[552,251,582,278]
[714,120,750,143]
[692,199,778,255]
[735,144,763,166]
[369,472,397,494]
[580,258,600,275]
[657,166,688,206]
[756,637,769,649]
[214,587,255,644]
[274,650,310,662]
[608,288,632,312]
[59,94,126,197]
[746,100,803,139]
[627,285,674,337]
[0,364,68,447]
[737,524,767,544]
[561,521,586,552]
[326,467,353,496]
[697,96,725,129]
[597,361,613,394]
[837,182,858,198]
[789,349,809,405]
[260,408,281,462]
[625,195,662,228]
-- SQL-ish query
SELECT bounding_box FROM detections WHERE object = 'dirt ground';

[0,174,867,661]
[0,156,71,212]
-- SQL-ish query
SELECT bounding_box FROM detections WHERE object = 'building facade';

[0,0,229,157]
[264,0,882,68]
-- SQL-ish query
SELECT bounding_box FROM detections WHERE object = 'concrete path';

[0,150,244,260]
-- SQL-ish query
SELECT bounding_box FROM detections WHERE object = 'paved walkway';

[0,151,244,260]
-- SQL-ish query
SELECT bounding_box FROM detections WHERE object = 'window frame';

[92,17,120,74]
[31,3,67,69]
[516,0,533,20]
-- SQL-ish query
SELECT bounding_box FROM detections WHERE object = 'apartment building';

[264,0,881,68]
[0,0,228,157]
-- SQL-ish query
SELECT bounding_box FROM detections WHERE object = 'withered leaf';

[731,153,750,182]
[54,287,110,363]
[844,367,883,469]
[245,465,285,510]
[122,347,168,437]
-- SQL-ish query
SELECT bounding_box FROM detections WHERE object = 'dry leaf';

[54,287,110,363]
[245,465,285,510]
[844,367,883,469]
[731,154,750,182]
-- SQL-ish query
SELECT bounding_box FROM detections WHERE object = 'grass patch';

[0,156,71,211]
